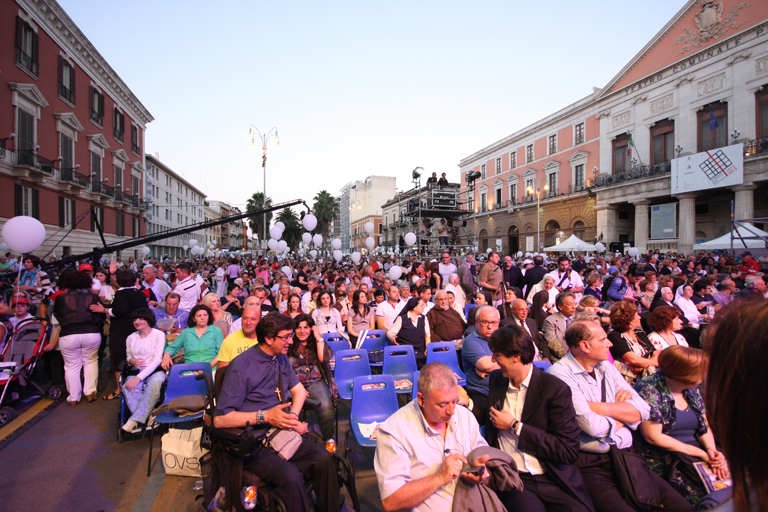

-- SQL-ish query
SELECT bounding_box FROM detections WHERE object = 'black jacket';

[523,266,548,298]
[486,367,594,511]
[503,265,524,290]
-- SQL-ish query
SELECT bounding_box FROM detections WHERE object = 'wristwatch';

[509,419,520,434]
[257,410,265,424]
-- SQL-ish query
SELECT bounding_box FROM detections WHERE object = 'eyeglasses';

[478,320,500,327]
[275,333,294,342]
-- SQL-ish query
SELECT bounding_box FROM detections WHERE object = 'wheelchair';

[196,368,360,512]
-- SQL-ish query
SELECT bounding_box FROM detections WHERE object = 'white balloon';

[595,242,605,252]
[275,222,285,232]
[277,240,288,252]
[303,214,317,231]
[0,242,8,252]
[331,238,342,250]
[516,251,523,258]
[141,247,150,256]
[365,237,375,249]
[281,266,291,275]
[309,250,318,258]
[312,234,323,246]
[389,266,402,280]
[2,216,46,254]
[576,243,585,251]
[302,233,312,245]
[183,245,188,251]
[189,239,198,247]
[404,232,417,246]
[270,226,283,241]
[267,239,278,251]
[333,250,343,262]
[629,247,639,257]
[351,252,361,264]
[364,222,374,234]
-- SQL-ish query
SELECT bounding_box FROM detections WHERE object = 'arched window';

[508,225,519,255]
[573,220,585,240]
[544,220,562,247]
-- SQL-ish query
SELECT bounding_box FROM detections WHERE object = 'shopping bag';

[161,426,208,477]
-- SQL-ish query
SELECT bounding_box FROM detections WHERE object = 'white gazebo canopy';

[543,234,596,252]
[692,223,768,251]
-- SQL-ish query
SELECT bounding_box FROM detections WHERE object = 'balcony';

[59,83,75,105]
[90,109,103,126]
[10,149,56,181]
[132,143,140,155]
[588,161,671,189]
[59,167,90,190]
[382,224,388,231]
[91,181,115,201]
[744,138,768,158]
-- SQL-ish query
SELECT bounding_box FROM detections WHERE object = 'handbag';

[261,364,303,460]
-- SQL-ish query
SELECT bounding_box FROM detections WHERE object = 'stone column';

[632,200,651,255]
[676,193,697,256]
[594,204,619,247]
[731,183,758,221]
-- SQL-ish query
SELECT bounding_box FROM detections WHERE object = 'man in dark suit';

[642,254,658,273]
[486,325,594,512]
[502,298,552,362]
[503,254,524,291]
[523,256,547,299]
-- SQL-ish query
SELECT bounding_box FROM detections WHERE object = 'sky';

[59,0,686,216]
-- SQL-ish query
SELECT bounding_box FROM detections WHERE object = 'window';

[573,220,585,239]
[509,184,517,205]
[116,212,125,237]
[756,87,768,140]
[574,164,585,191]
[509,151,517,169]
[165,209,170,221]
[548,135,557,155]
[90,86,104,126]
[15,16,39,75]
[575,123,585,145]
[467,193,474,213]
[133,217,140,237]
[496,157,502,174]
[612,134,630,173]
[495,187,502,208]
[15,184,38,218]
[59,57,75,104]
[90,206,104,232]
[525,178,534,200]
[651,120,675,164]
[131,124,140,155]
[60,133,74,170]
[113,108,124,142]
[59,196,76,228]
[91,151,102,187]
[698,103,727,152]
[547,172,558,196]
[113,164,123,191]
[17,108,34,153]
[481,164,486,179]
[526,145,534,163]
[480,192,487,213]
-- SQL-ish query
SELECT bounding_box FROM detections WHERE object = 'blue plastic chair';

[533,360,552,371]
[357,329,388,367]
[347,374,400,475]
[411,371,420,401]
[333,349,371,400]
[147,362,212,476]
[327,339,352,371]
[322,332,347,344]
[382,345,418,394]
[426,342,467,385]
[464,303,477,319]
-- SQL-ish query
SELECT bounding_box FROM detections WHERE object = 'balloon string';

[40,210,91,262]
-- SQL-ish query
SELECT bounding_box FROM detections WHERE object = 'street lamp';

[248,125,280,244]
[526,178,549,251]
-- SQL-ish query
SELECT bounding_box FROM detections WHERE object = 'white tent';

[692,223,768,251]
[543,234,597,252]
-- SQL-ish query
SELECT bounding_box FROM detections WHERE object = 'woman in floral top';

[633,346,728,505]
[288,314,337,442]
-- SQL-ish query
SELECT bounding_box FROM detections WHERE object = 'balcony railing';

[138,199,150,210]
[11,149,56,174]
[16,48,38,75]
[59,167,90,187]
[59,83,74,104]
[114,129,123,142]
[588,161,671,189]
[90,109,103,126]
[744,138,768,158]
[0,138,6,159]
[91,181,114,197]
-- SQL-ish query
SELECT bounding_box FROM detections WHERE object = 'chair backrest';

[327,339,352,370]
[358,330,387,353]
[411,370,420,400]
[350,374,399,424]
[4,320,45,365]
[382,345,417,389]
[165,362,212,402]
[425,342,466,380]
[334,349,371,400]
[532,360,551,371]
[322,332,346,344]
[464,303,476,319]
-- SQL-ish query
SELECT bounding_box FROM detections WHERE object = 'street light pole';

[527,178,549,251]
[248,125,279,248]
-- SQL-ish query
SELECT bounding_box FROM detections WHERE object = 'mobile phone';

[462,465,485,476]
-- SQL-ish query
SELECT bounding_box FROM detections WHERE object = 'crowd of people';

[0,245,766,512]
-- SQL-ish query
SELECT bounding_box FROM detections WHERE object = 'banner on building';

[671,143,743,194]
[650,203,677,240]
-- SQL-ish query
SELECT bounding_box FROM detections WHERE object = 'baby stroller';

[0,318,61,426]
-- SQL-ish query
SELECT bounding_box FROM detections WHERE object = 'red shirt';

[739,258,761,277]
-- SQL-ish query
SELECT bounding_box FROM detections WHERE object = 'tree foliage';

[276,208,302,251]
[246,192,272,241]
[312,190,339,249]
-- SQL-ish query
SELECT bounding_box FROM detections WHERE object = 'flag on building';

[709,108,719,131]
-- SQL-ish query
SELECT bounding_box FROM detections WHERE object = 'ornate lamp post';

[248,125,280,243]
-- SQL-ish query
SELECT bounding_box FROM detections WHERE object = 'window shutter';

[58,56,63,87]
[15,184,22,217]
[32,30,39,72]
[59,196,65,228]
[15,17,23,51]
[90,207,95,232]
[99,92,104,117]
[70,62,76,105]
[71,199,77,229]
[32,189,40,220]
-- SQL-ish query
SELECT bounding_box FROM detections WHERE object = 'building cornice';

[19,0,154,126]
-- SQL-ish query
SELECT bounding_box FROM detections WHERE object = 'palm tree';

[276,208,302,251]
[312,190,339,249]
[246,192,272,241]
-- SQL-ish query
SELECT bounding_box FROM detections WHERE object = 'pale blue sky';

[59,0,685,213]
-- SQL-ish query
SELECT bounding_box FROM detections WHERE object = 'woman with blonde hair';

[201,293,233,337]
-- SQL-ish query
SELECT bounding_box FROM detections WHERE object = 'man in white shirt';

[376,285,406,331]
[437,252,457,289]
[551,256,584,298]
[172,263,200,312]
[485,324,593,512]
[375,363,490,511]
[142,265,170,308]
[418,284,434,316]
